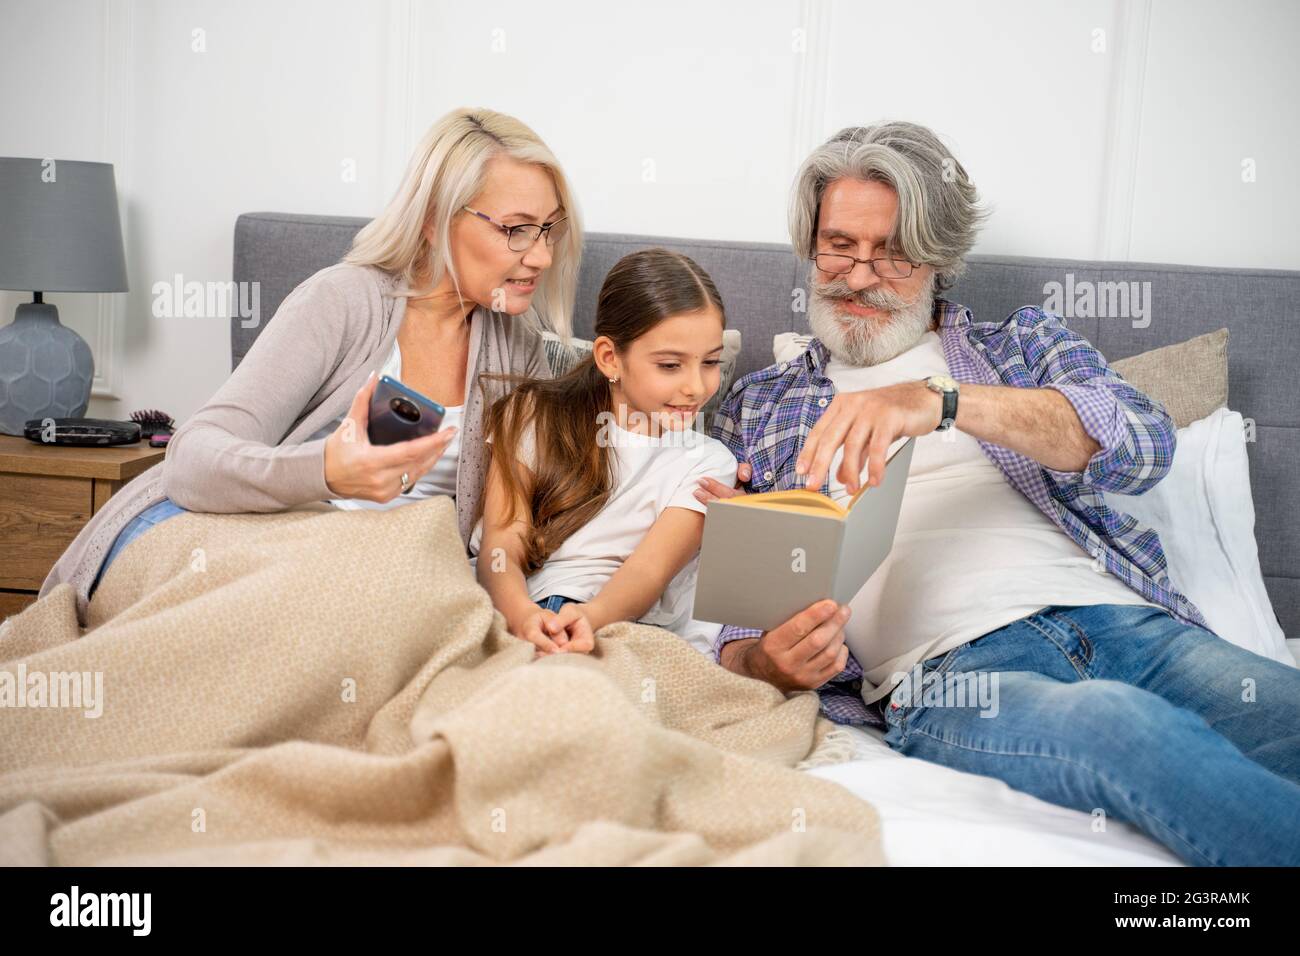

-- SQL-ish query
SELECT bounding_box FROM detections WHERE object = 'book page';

[725,490,846,518]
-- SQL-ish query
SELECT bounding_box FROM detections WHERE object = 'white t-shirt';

[821,331,1159,704]
[469,417,738,642]
[331,340,464,511]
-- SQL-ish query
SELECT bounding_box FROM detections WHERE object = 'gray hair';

[789,121,987,291]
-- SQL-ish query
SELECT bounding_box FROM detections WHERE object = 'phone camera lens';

[390,397,421,423]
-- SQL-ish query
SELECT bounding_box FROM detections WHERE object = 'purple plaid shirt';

[710,298,1208,728]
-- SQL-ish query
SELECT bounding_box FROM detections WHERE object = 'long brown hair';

[480,248,726,574]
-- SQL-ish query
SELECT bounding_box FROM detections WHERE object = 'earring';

[608,376,619,384]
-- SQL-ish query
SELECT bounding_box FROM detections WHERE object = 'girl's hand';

[510,608,569,656]
[694,460,751,505]
[551,603,596,654]
[323,371,458,502]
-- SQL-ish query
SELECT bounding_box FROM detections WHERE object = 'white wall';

[1,0,1297,424]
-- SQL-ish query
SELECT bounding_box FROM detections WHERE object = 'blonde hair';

[345,107,582,337]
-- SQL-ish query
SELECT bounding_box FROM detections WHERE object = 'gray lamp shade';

[0,157,128,293]
[0,157,128,435]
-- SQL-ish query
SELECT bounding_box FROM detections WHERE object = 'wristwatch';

[923,375,959,431]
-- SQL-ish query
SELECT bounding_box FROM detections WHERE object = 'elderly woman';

[42,107,582,624]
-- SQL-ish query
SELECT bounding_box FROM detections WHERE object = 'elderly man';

[696,121,1300,866]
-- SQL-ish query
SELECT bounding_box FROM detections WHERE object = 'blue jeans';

[882,603,1300,866]
[536,595,581,612]
[89,497,188,597]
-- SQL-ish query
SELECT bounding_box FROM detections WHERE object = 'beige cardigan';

[41,262,551,625]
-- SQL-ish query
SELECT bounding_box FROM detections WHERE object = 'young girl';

[470,248,738,655]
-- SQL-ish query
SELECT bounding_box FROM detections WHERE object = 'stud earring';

[608,376,619,385]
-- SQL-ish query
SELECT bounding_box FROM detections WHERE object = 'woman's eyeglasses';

[463,206,569,252]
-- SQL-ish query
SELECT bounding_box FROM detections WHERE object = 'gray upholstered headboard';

[231,212,1299,636]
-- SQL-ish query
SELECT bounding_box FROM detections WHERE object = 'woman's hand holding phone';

[323,371,458,502]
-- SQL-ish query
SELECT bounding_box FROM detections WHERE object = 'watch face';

[928,375,958,392]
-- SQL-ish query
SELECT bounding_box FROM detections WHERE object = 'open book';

[691,437,916,631]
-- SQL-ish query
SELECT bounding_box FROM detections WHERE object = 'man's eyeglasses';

[811,252,918,279]
[463,206,569,252]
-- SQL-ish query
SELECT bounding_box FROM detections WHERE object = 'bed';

[222,213,1300,867]
[11,215,1229,867]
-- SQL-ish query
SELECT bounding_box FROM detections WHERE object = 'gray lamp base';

[0,301,95,436]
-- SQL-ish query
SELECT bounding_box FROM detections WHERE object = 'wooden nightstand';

[0,434,166,622]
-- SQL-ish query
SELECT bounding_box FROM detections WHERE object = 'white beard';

[807,272,937,367]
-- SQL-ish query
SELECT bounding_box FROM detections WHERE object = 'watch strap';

[938,387,958,431]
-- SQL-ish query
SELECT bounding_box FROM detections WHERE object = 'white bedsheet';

[806,725,1185,866]
[800,638,1300,864]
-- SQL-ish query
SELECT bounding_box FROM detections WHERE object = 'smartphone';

[367,375,446,445]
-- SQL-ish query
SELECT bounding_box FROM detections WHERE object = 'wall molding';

[789,0,833,182]
[1098,0,1152,261]
[91,0,132,400]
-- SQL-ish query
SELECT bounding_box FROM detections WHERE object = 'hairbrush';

[129,409,175,442]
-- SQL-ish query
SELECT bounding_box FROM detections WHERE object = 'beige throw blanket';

[0,497,882,865]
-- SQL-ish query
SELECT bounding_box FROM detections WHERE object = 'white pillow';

[1109,408,1292,666]
[774,331,814,365]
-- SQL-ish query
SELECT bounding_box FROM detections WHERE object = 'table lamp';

[0,157,129,435]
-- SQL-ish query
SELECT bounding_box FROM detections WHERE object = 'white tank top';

[330,340,463,511]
